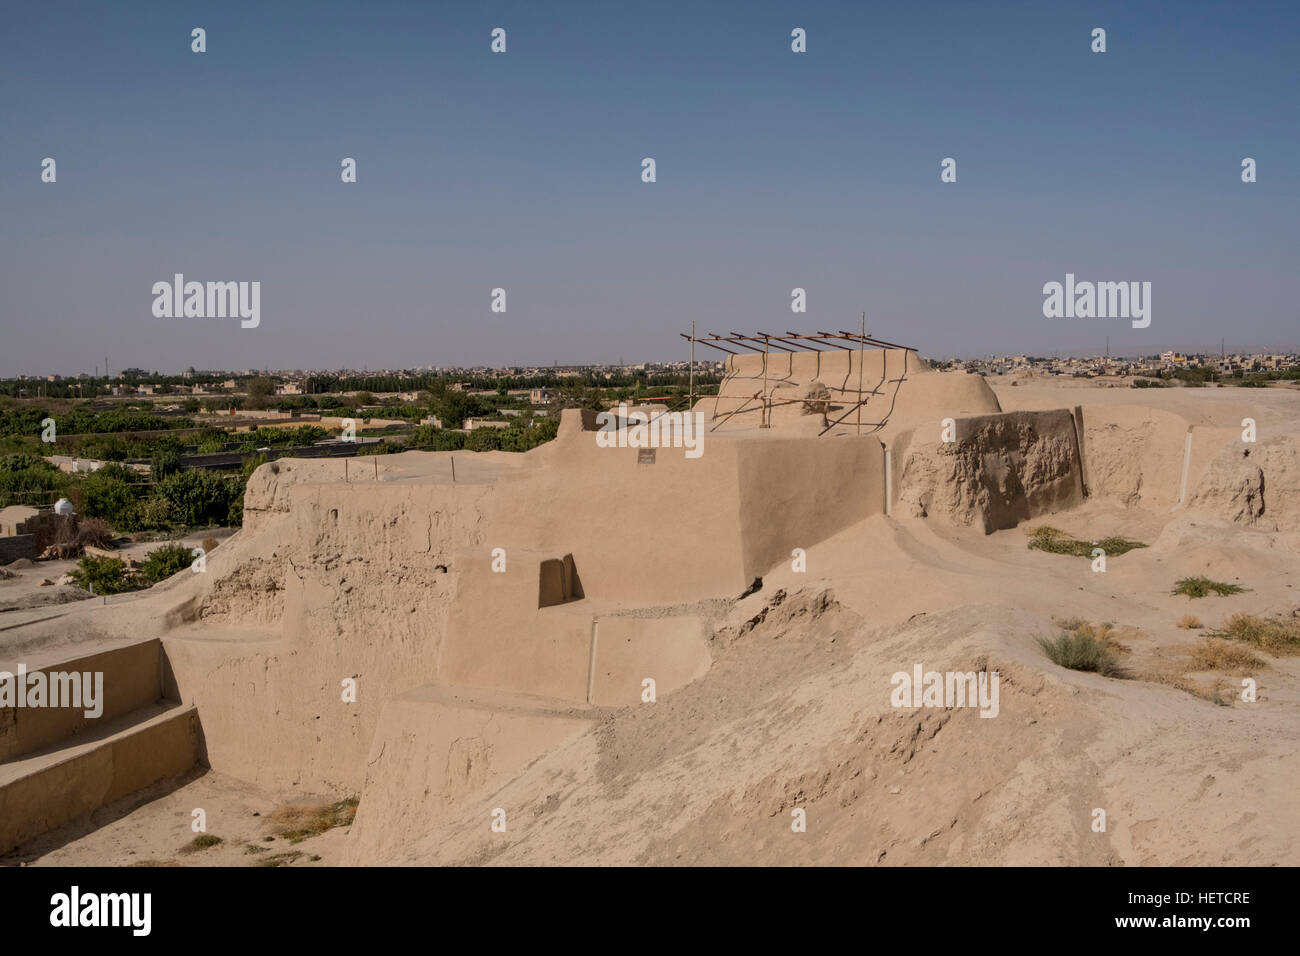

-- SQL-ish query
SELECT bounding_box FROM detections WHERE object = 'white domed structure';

[53,498,74,516]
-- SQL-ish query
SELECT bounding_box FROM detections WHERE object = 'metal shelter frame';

[681,324,917,436]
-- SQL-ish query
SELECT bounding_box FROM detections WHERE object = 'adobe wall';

[894,408,1085,533]
[734,436,887,580]
[160,474,495,793]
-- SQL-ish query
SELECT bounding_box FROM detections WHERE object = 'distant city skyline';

[9,341,1300,382]
[3,1,1296,375]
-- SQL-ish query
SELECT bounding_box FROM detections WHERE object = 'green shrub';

[0,454,69,508]
[157,470,234,527]
[465,428,503,452]
[1172,577,1247,598]
[139,543,194,585]
[411,426,465,451]
[136,495,175,530]
[1037,630,1128,678]
[69,555,138,595]
[226,493,244,527]
[1027,526,1146,558]
[151,444,183,480]
[80,465,141,530]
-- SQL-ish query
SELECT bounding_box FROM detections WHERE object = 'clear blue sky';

[1,0,1296,374]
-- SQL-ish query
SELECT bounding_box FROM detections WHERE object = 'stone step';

[0,701,199,854]
[1,638,163,763]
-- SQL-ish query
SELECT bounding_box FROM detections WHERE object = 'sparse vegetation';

[255,850,304,867]
[269,796,359,844]
[178,833,223,854]
[1172,577,1247,599]
[1213,614,1300,655]
[1176,615,1203,629]
[1028,525,1147,558]
[1187,638,1263,674]
[1038,621,1129,678]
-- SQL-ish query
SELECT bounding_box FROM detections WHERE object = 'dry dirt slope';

[380,587,1298,866]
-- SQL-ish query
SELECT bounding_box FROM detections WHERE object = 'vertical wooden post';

[689,320,695,410]
[762,336,770,428]
[856,312,866,436]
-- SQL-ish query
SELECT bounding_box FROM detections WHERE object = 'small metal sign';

[637,448,656,464]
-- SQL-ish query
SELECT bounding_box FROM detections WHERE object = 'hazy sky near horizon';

[1,0,1297,375]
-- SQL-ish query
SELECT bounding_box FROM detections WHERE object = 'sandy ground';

[2,769,351,868]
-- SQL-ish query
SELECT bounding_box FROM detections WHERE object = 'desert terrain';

[3,359,1297,866]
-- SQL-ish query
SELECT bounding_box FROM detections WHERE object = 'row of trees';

[407,419,560,453]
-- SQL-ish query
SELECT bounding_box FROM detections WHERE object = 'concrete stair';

[0,639,200,853]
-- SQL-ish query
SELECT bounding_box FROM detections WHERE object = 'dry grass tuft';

[1212,614,1300,655]
[1187,638,1263,674]
[268,796,359,844]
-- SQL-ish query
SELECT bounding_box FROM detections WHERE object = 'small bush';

[1176,615,1203,629]
[139,542,193,585]
[1028,526,1146,558]
[1037,629,1128,678]
[1188,638,1263,674]
[135,495,176,531]
[178,834,223,854]
[201,537,218,554]
[1172,577,1247,599]
[69,555,138,595]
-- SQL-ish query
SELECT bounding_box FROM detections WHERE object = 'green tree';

[245,376,276,411]
[80,465,141,529]
[157,470,234,527]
